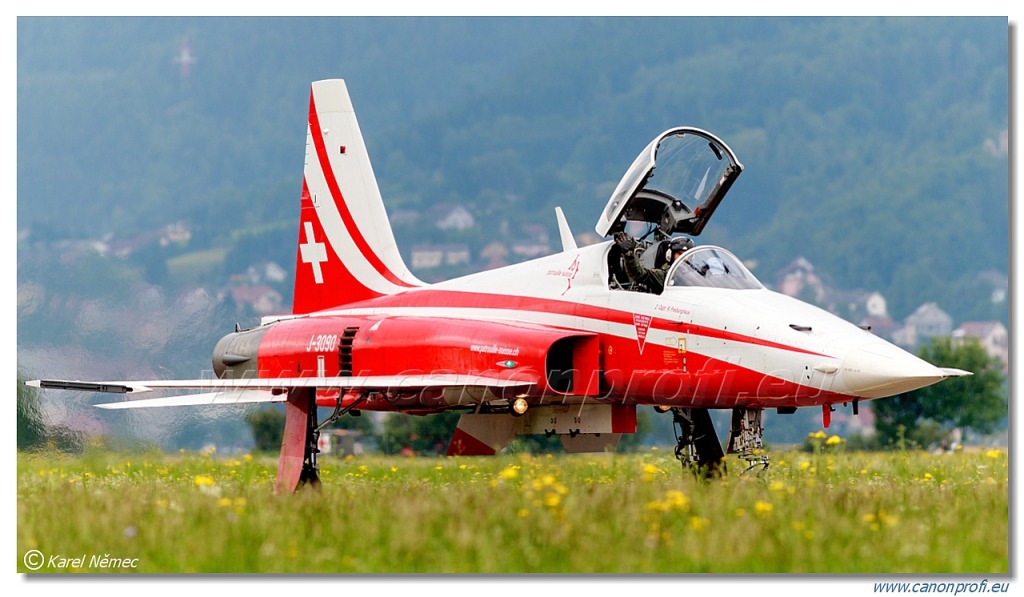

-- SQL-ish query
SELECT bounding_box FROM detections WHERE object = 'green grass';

[17,446,1008,573]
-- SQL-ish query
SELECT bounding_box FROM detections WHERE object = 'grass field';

[17,444,1009,574]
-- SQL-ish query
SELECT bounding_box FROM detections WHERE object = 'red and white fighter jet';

[29,79,968,493]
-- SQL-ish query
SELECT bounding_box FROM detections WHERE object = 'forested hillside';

[19,17,1007,321]
[17,17,1008,447]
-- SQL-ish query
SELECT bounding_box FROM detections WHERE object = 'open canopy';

[595,127,743,238]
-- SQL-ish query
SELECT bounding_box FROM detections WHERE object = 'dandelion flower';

[499,466,519,480]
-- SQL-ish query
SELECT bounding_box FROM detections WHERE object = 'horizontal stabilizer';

[29,374,533,393]
[96,390,285,409]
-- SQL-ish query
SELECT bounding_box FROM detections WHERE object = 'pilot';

[614,232,693,294]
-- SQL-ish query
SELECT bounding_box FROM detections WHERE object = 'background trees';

[872,338,1007,449]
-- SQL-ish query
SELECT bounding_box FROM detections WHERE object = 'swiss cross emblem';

[633,313,652,354]
[299,221,328,284]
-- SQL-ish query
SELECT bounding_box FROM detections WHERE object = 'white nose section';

[840,342,947,399]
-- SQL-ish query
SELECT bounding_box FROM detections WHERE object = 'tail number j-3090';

[306,334,339,352]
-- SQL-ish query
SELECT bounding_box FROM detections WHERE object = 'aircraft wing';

[25,375,535,410]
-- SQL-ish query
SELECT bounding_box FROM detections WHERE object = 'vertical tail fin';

[292,79,422,314]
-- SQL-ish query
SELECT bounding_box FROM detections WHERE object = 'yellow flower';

[826,435,842,446]
[689,516,710,531]
[193,475,215,487]
[243,453,254,462]
[641,463,664,482]
[985,448,1004,459]
[499,466,519,480]
[544,492,561,508]
[798,461,811,471]
[664,490,690,511]
[645,490,690,513]
[754,500,773,515]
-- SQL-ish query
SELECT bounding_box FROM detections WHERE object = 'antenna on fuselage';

[555,207,577,252]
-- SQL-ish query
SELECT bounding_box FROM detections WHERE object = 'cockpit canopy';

[595,127,743,238]
[665,246,763,290]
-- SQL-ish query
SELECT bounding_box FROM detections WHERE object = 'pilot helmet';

[666,237,694,262]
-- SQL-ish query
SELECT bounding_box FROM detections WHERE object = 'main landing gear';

[669,406,770,478]
[670,407,726,478]
[276,389,366,495]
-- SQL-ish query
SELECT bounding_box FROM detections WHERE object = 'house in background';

[775,257,827,304]
[410,244,471,270]
[952,321,1009,371]
[430,204,476,231]
[892,302,953,349]
[479,241,510,270]
[230,285,283,316]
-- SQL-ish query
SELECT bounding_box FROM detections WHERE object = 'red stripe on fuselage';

[323,288,834,359]
[307,91,415,290]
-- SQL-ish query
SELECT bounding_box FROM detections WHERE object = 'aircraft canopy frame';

[595,127,743,238]
[664,245,763,291]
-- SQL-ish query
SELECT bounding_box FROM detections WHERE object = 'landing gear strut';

[300,392,368,489]
[671,407,726,479]
[298,396,322,489]
[276,389,367,495]
[726,407,770,474]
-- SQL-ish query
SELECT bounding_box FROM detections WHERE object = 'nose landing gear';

[727,408,770,474]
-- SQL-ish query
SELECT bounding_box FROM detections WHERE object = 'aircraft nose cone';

[840,342,946,399]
